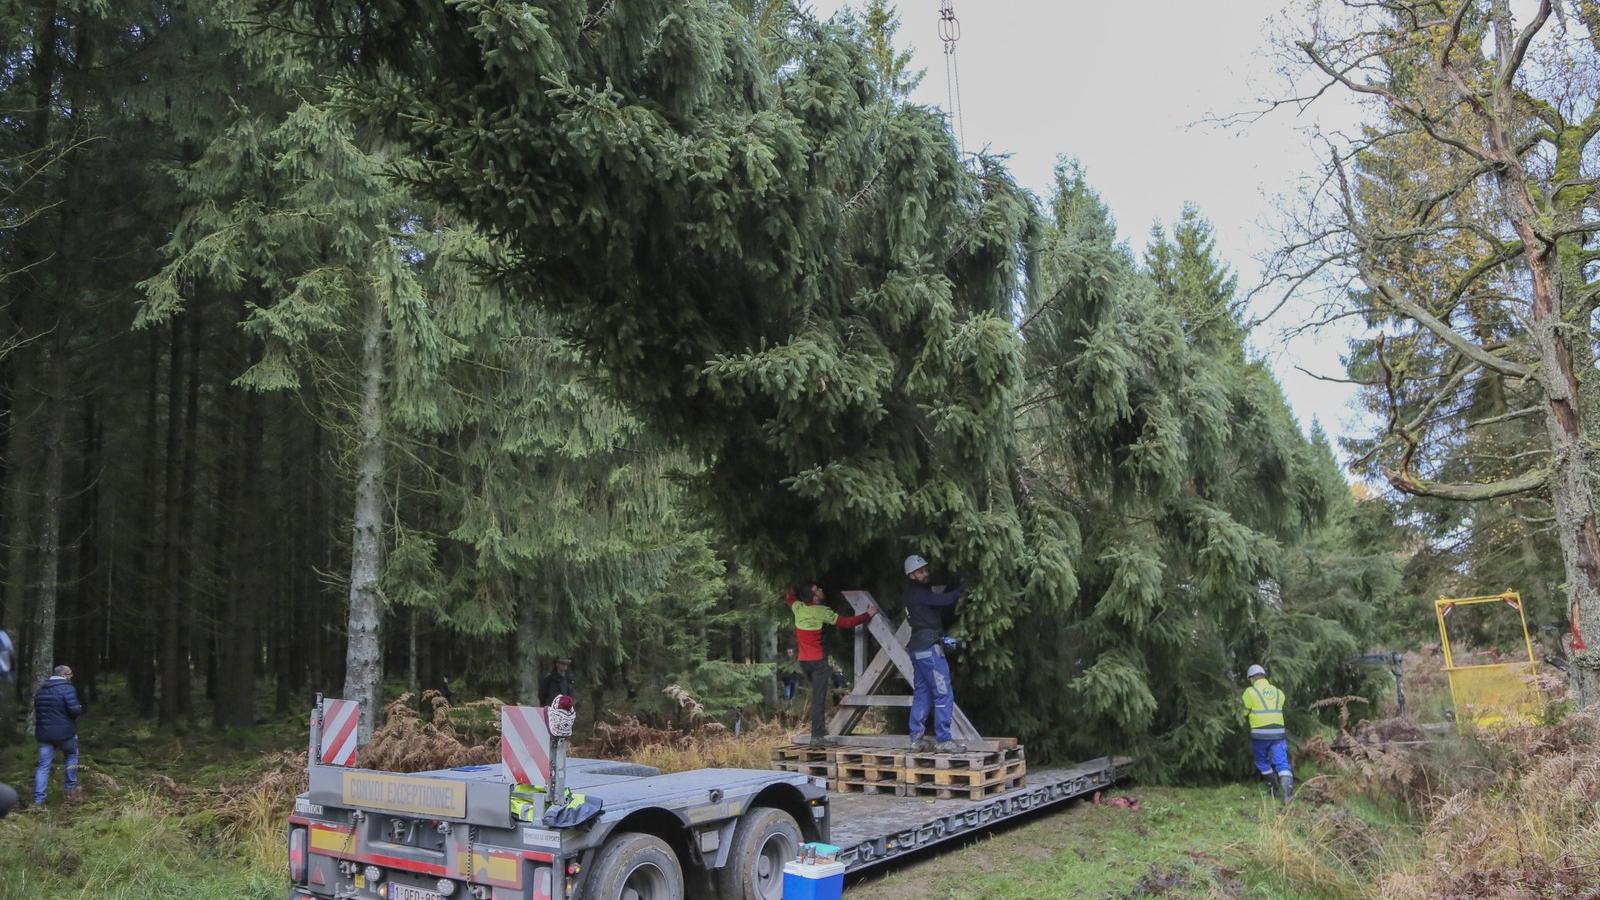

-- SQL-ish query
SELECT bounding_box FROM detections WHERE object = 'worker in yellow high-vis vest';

[1241,664,1292,802]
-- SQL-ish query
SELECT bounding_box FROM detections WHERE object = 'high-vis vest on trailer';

[1242,678,1286,738]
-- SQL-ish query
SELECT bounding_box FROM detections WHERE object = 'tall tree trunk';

[176,302,202,717]
[1,354,36,737]
[1494,157,1600,706]
[232,394,264,723]
[343,289,387,739]
[69,400,98,696]
[130,329,161,715]
[29,342,68,690]
[209,387,240,727]
[516,596,539,705]
[274,394,296,715]
[159,316,186,724]
[1477,8,1600,706]
[763,624,779,707]
[406,606,419,700]
[1543,381,1600,705]
[306,414,325,693]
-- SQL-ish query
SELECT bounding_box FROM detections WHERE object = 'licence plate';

[390,886,442,900]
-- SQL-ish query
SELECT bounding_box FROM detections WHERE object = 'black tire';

[588,832,685,900]
[715,807,802,900]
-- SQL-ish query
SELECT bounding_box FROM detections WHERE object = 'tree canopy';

[0,0,1417,777]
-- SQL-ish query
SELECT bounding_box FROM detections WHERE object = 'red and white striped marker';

[501,705,552,788]
[315,698,361,767]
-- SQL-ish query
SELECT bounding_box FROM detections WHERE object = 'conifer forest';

[2,1,1599,897]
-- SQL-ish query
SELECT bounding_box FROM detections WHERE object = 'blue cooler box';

[782,858,846,900]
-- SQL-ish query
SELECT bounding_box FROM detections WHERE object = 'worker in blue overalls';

[1241,663,1292,802]
[903,554,966,753]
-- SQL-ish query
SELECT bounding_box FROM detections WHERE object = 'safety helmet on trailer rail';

[904,554,929,576]
[1246,664,1266,680]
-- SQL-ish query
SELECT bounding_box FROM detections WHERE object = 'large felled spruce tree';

[276,0,1382,773]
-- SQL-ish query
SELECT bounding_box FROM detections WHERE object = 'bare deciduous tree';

[1268,0,1600,702]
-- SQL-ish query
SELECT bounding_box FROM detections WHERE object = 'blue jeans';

[34,737,78,804]
[909,645,954,743]
[1251,737,1291,776]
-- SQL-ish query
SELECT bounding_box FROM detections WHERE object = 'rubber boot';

[1260,772,1279,800]
[1278,772,1294,804]
[934,740,967,753]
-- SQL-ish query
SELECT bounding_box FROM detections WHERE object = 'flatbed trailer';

[285,698,1131,900]
[829,756,1132,873]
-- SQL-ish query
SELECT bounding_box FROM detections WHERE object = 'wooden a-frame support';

[815,590,986,747]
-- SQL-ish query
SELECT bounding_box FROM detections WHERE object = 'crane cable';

[938,0,966,159]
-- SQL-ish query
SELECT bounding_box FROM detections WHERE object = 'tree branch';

[1447,240,1524,308]
[1301,39,1494,163]
[1501,0,1553,90]
[1467,405,1543,429]
[1389,465,1549,500]
[1329,151,1530,379]
[1293,364,1382,386]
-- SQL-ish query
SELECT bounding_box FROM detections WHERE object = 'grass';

[0,688,307,900]
[3,675,1589,900]
[0,791,283,899]
[848,784,1311,900]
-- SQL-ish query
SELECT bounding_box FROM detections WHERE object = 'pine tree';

[283,2,1384,773]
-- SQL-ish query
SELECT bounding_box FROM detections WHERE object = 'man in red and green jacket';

[787,582,878,745]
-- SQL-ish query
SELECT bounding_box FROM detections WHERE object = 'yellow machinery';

[1435,591,1542,727]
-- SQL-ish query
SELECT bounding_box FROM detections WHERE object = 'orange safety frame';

[1435,591,1542,728]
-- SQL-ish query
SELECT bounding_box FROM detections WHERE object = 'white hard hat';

[1246,664,1266,679]
[904,554,929,576]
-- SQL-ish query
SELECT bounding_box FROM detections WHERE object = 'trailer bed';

[828,756,1133,872]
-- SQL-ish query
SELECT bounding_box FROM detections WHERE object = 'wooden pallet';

[836,763,901,784]
[833,778,909,797]
[832,748,906,768]
[903,760,1025,787]
[772,744,835,764]
[903,746,1024,771]
[772,760,837,778]
[902,775,1024,801]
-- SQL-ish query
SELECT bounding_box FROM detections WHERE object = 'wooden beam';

[839,695,913,707]
[834,591,983,742]
[827,621,910,736]
[791,733,1020,752]
[842,591,916,682]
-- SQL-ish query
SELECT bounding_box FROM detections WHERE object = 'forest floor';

[0,674,1593,900]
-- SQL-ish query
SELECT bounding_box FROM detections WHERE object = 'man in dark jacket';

[33,664,82,807]
[0,782,16,818]
[902,554,965,753]
[539,657,574,706]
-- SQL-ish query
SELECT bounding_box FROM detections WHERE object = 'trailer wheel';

[716,807,802,900]
[588,832,685,900]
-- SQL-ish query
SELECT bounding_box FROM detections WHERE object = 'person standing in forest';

[0,630,12,817]
[0,628,14,683]
[33,665,83,807]
[786,583,877,746]
[903,554,965,753]
[1241,663,1292,803]
[539,657,575,706]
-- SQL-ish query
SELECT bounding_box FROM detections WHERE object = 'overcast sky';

[809,0,1372,446]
